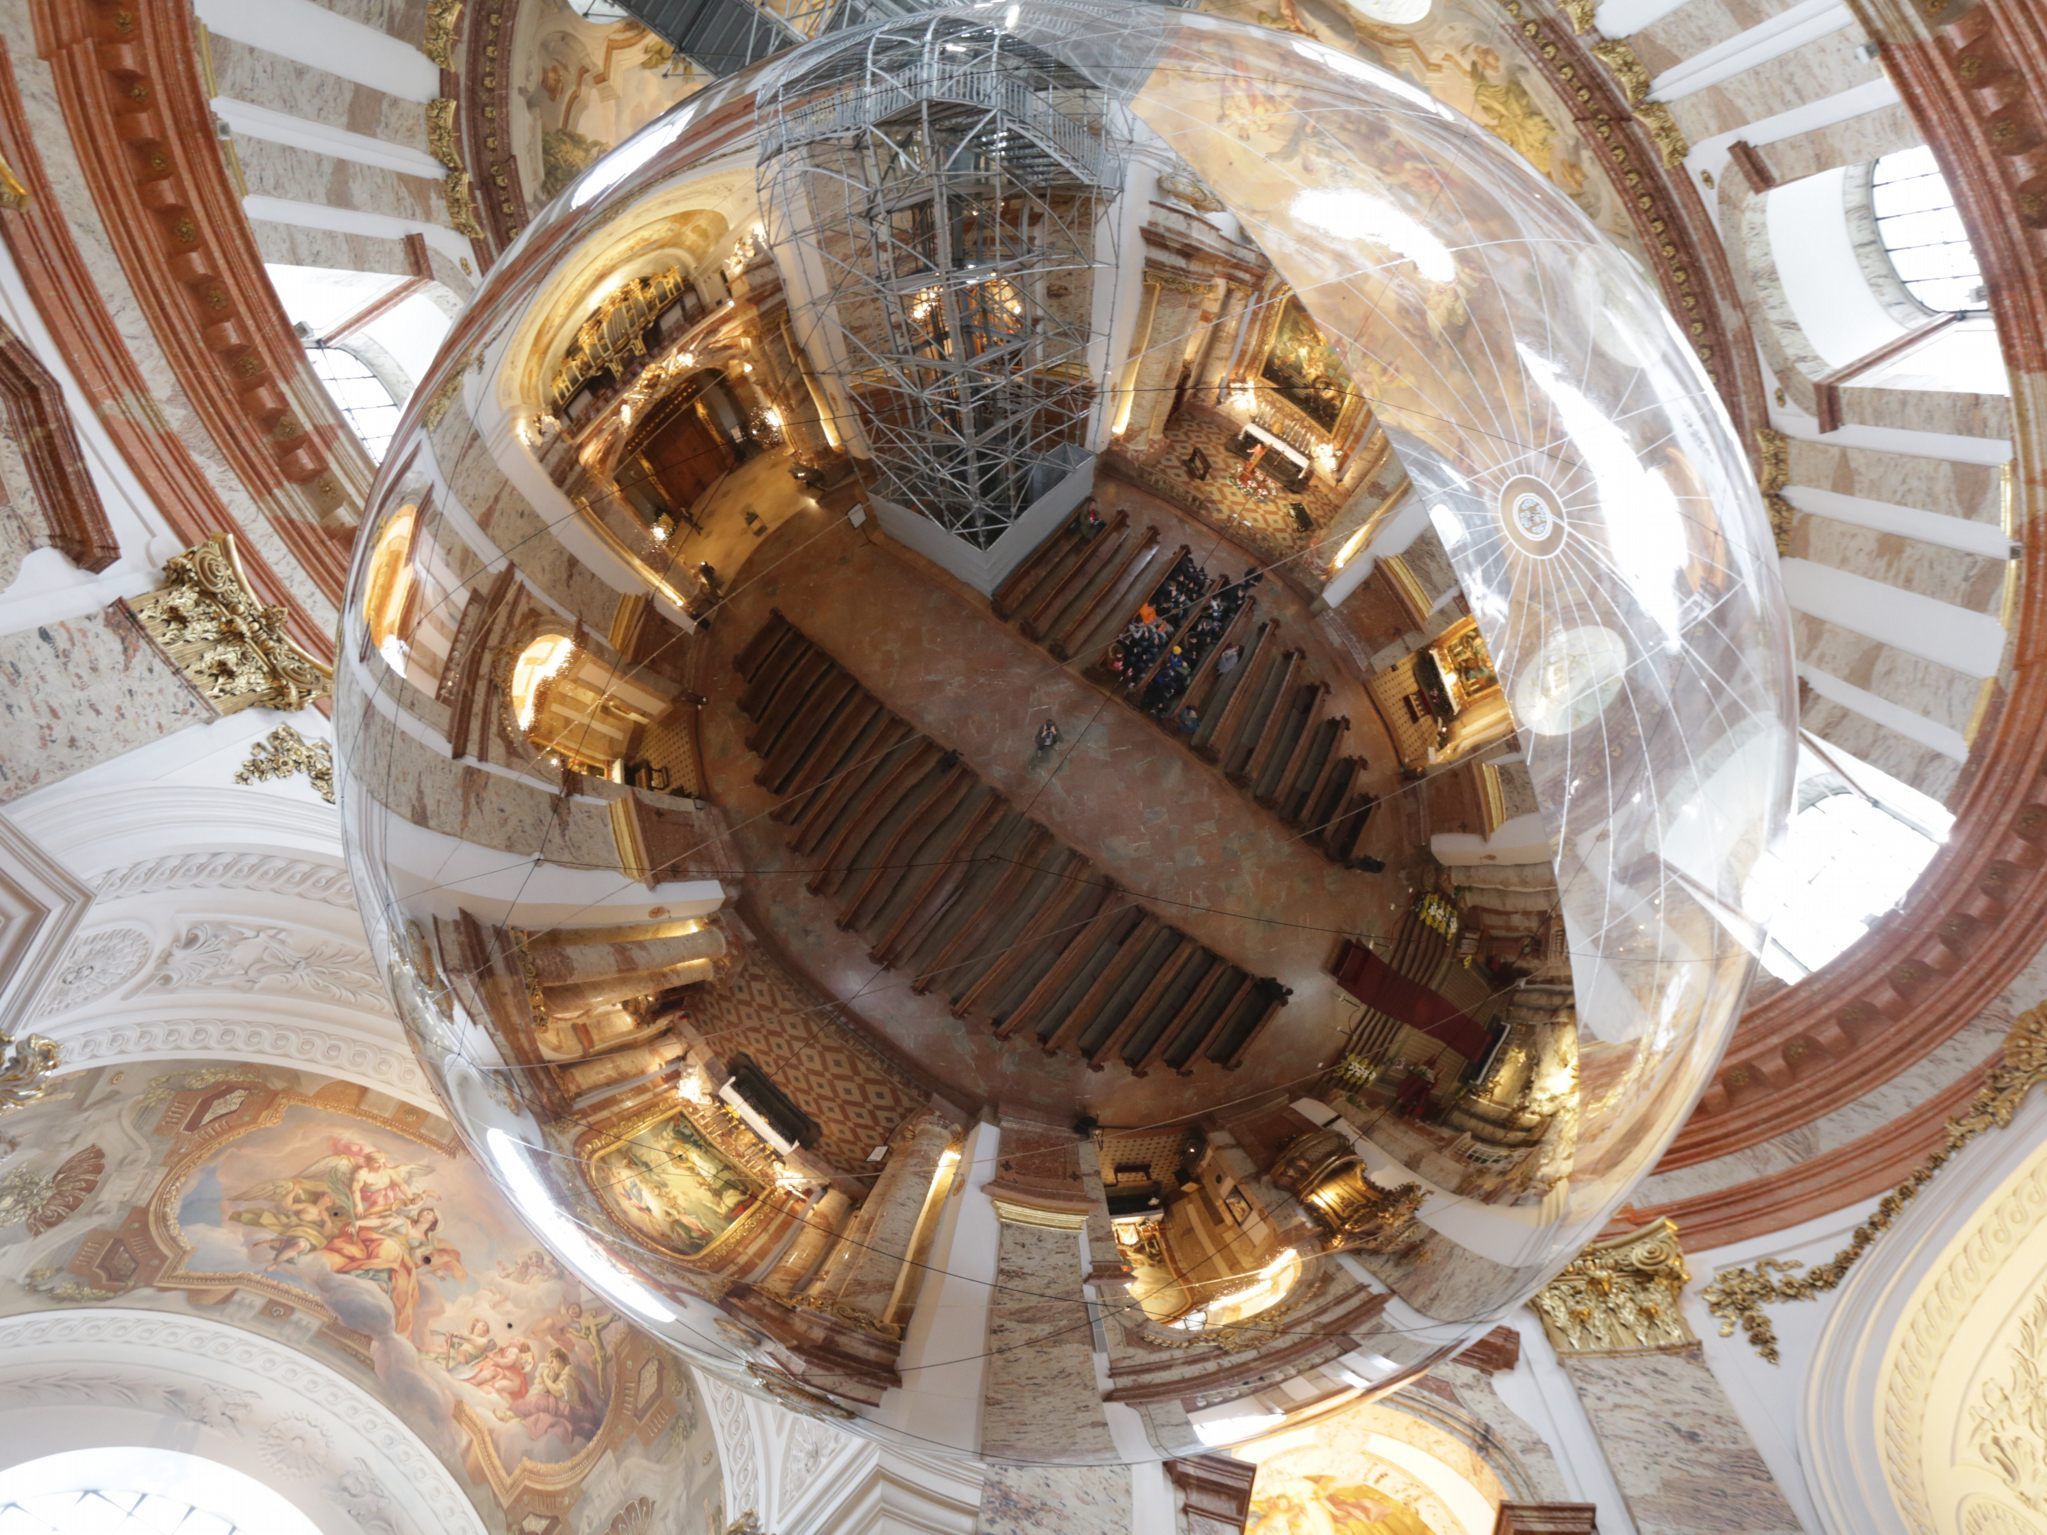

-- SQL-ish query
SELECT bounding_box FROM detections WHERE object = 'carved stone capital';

[129,534,332,715]
[1530,1219,1693,1355]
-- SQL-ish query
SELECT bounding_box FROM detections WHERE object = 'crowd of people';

[1102,555,1263,728]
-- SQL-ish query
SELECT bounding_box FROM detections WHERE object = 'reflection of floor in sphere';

[691,470,1413,1123]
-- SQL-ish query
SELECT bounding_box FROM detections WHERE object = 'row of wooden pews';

[991,525,1380,870]
[733,612,1290,1075]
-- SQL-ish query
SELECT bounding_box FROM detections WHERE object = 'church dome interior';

[1,0,2044,1528]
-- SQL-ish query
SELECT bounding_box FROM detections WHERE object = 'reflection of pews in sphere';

[733,612,1289,1076]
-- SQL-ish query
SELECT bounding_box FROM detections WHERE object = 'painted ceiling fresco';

[0,1062,727,1535]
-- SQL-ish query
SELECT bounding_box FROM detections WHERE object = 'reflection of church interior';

[0,0,2042,1532]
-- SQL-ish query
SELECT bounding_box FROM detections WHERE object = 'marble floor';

[690,474,1444,1124]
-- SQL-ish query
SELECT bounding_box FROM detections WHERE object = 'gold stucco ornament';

[1704,1000,2047,1362]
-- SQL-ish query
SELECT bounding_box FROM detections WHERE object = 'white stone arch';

[11,764,430,1105]
[1802,1093,2047,1535]
[0,1307,486,1535]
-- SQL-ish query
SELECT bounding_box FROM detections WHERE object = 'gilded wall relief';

[0,1062,723,1535]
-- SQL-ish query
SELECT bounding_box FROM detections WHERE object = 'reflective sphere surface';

[337,0,1795,1465]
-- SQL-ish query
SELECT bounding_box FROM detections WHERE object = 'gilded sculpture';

[129,534,332,715]
[1531,1219,1694,1354]
[0,1027,61,1114]
[237,724,336,805]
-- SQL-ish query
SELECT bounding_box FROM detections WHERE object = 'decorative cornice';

[1530,1219,1694,1355]
[94,852,357,907]
[29,0,358,558]
[1703,999,2047,1363]
[0,319,117,573]
[0,39,328,656]
[987,1192,1092,1230]
[129,534,332,714]
[42,1014,428,1100]
[459,0,528,257]
[1495,0,1762,446]
[1650,0,2047,1189]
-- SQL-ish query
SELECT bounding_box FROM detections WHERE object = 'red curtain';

[1331,939,1489,1059]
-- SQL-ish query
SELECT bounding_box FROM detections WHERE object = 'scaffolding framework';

[758,16,1123,548]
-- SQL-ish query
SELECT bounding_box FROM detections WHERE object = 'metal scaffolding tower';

[757,15,1123,549]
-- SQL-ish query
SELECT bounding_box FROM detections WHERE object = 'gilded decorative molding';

[1704,1001,2047,1363]
[423,0,464,69]
[1755,426,1794,555]
[0,152,25,209]
[0,1025,60,1113]
[782,1290,903,1341]
[236,724,335,803]
[1530,1218,1694,1354]
[747,1362,853,1420]
[987,1193,1091,1230]
[462,0,530,253]
[426,97,463,172]
[130,535,332,714]
[1583,23,1690,167]
[1558,0,1597,30]
[443,170,487,241]
[1157,169,1223,212]
[1493,0,1753,434]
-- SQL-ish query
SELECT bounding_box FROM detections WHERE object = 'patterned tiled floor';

[1113,407,1351,574]
[695,501,1421,1122]
[684,936,928,1174]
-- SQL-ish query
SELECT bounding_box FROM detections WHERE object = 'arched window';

[1872,148,1987,315]
[362,505,417,667]
[306,342,402,462]
[510,632,577,733]
[1752,774,1943,981]
[0,1447,322,1535]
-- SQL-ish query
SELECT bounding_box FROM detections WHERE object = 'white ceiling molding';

[0,1306,486,1535]
[10,783,346,885]
[0,813,95,1037]
[1801,1094,2047,1534]
[7,781,437,1104]
[41,1009,430,1105]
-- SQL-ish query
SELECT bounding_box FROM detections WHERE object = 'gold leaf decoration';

[1704,1001,2047,1363]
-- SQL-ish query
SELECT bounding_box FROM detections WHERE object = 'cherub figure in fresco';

[556,1299,616,1382]
[470,1336,537,1406]
[427,1316,496,1376]
[228,1137,461,1343]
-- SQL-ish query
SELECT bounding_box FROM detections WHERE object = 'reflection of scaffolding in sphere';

[759,16,1123,548]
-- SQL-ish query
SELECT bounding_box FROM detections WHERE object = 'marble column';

[532,926,725,1014]
[555,1030,685,1101]
[1532,1223,1798,1535]
[811,1110,955,1321]
[762,1187,852,1296]
[761,324,834,462]
[979,1198,1118,1465]
[1122,276,1209,453]
[1108,280,1162,439]
[529,925,725,987]
[1193,284,1247,397]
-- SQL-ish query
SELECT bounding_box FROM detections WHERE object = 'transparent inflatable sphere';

[336,0,1795,1466]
